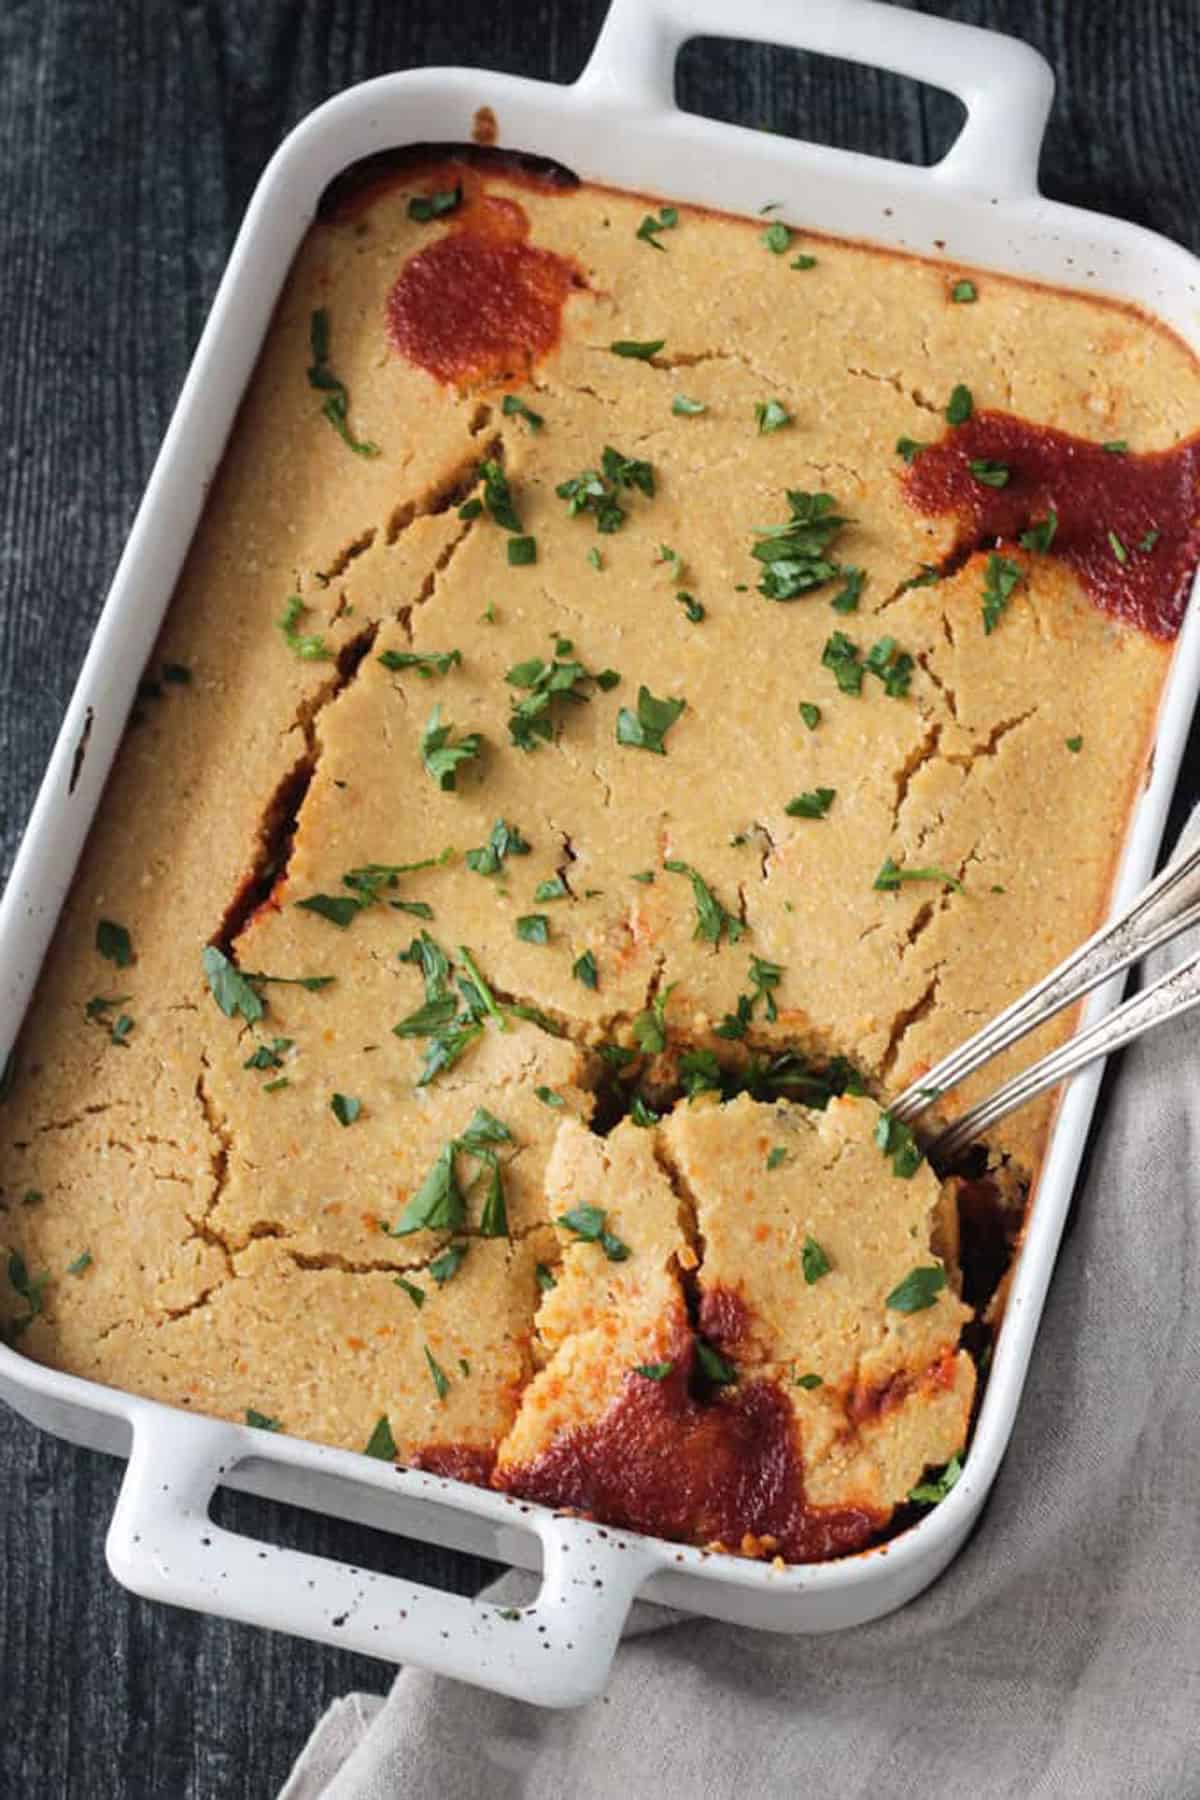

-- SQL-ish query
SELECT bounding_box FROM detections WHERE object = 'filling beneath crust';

[2,145,1198,1565]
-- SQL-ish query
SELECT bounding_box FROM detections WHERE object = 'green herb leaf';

[636,206,679,248]
[378,648,463,678]
[753,490,850,602]
[863,636,914,698]
[885,1265,947,1313]
[790,253,817,270]
[297,893,362,929]
[968,457,1009,488]
[799,701,821,730]
[1066,734,1084,753]
[407,187,461,222]
[1018,510,1058,553]
[629,1096,661,1127]
[694,1339,735,1384]
[66,1251,93,1276]
[465,818,531,877]
[874,1109,924,1178]
[390,1142,464,1237]
[794,1372,823,1390]
[501,394,543,430]
[896,437,928,464]
[429,1242,468,1285]
[762,222,791,254]
[754,399,791,435]
[331,1093,361,1127]
[909,1451,963,1504]
[420,704,483,790]
[1108,529,1129,565]
[277,593,330,662]
[572,950,599,990]
[202,946,265,1024]
[243,1037,292,1072]
[786,787,835,820]
[396,1276,425,1308]
[634,1362,674,1380]
[96,920,133,968]
[821,630,863,694]
[664,860,745,946]
[632,982,675,1055]
[307,309,380,456]
[873,858,964,895]
[615,685,686,755]
[945,383,973,426]
[556,1204,631,1262]
[535,1263,558,1292]
[364,1415,398,1459]
[801,1236,831,1284]
[516,913,550,945]
[951,279,977,303]
[610,339,664,360]
[830,567,865,615]
[1103,440,1128,454]
[534,1086,565,1110]
[672,394,706,416]
[766,1146,788,1171]
[982,552,1023,635]
[508,535,537,566]
[246,1409,282,1432]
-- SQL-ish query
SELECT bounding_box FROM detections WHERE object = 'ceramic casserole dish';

[2,0,1198,1708]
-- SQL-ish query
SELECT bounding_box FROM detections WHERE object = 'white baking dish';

[3,0,1199,1709]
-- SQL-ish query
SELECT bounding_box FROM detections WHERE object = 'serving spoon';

[891,835,1200,1161]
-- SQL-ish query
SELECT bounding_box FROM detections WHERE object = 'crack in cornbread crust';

[2,158,1198,1546]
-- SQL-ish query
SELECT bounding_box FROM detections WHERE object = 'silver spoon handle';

[891,836,1200,1126]
[928,943,1200,1162]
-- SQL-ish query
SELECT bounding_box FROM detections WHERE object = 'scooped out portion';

[494,1094,974,1561]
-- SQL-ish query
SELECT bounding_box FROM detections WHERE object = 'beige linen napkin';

[282,807,1200,1800]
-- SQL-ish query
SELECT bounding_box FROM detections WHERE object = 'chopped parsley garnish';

[244,1038,292,1072]
[459,498,483,521]
[534,1086,564,1109]
[5,1250,48,1341]
[755,399,791,435]
[874,1110,924,1178]
[246,1409,282,1434]
[677,592,705,623]
[631,870,655,885]
[378,648,462,678]
[610,339,664,360]
[534,875,570,901]
[428,1242,468,1286]
[96,920,133,968]
[202,947,265,1024]
[535,1263,557,1293]
[389,1108,514,1239]
[968,458,1009,488]
[298,853,452,929]
[1066,734,1083,753]
[951,279,977,303]
[799,702,821,730]
[629,1096,661,1127]
[516,913,550,944]
[752,490,850,601]
[86,995,129,1022]
[296,893,361,928]
[831,567,865,614]
[364,1414,399,1457]
[556,446,655,533]
[672,394,706,415]
[898,564,941,593]
[801,1236,831,1284]
[480,459,522,532]
[896,437,928,464]
[330,1093,361,1127]
[420,704,483,790]
[395,1276,425,1308]
[794,1372,823,1390]
[109,1013,134,1048]
[636,205,678,248]
[885,1265,947,1313]
[506,655,618,751]
[501,393,543,430]
[664,860,745,946]
[1018,510,1058,553]
[945,383,973,426]
[982,552,1023,634]
[632,983,675,1055]
[573,950,598,990]
[909,1452,963,1504]
[1103,440,1128,454]
[694,1339,735,1385]
[586,547,602,570]
[277,594,330,662]
[680,1048,722,1096]
[786,787,835,820]
[556,1204,630,1262]
[615,685,685,755]
[407,186,461,222]
[508,536,537,566]
[1108,529,1129,565]
[762,222,791,254]
[873,858,964,895]
[791,253,817,271]
[864,636,914,697]
[766,1146,788,1171]
[66,1251,93,1276]
[466,818,531,877]
[1139,529,1161,552]
[306,308,379,457]
[718,953,783,1036]
[634,1361,674,1380]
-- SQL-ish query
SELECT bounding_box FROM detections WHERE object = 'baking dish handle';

[106,1414,662,1708]
[578,0,1053,200]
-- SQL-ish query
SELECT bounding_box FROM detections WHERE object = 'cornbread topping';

[2,144,1198,1563]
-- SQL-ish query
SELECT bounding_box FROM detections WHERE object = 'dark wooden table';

[2,3,1198,1794]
